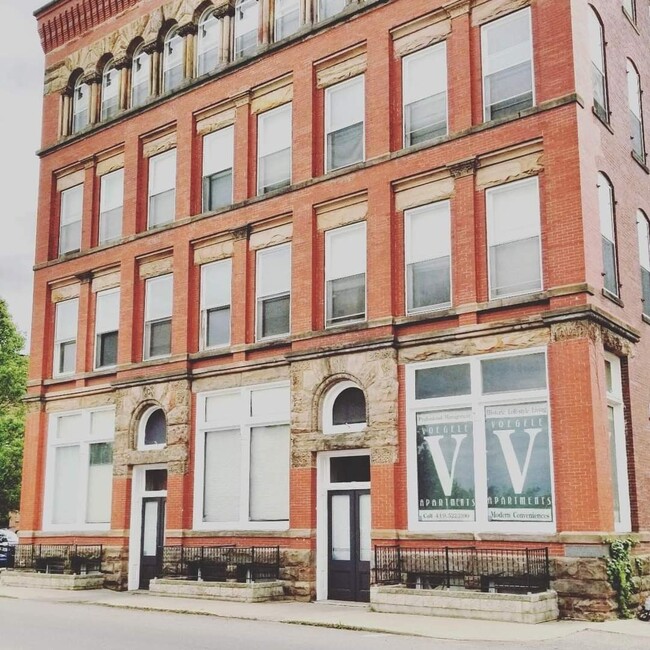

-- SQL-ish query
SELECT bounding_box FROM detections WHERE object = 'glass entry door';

[139,496,166,589]
[327,489,370,602]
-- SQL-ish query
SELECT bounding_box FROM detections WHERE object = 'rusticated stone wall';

[102,545,130,590]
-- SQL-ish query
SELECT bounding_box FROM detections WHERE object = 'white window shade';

[483,9,531,75]
[52,445,79,524]
[406,202,450,263]
[61,186,83,225]
[258,105,292,156]
[149,151,176,195]
[204,429,241,521]
[203,127,234,177]
[588,11,604,72]
[326,77,364,132]
[55,299,78,341]
[488,179,540,245]
[326,223,366,280]
[90,410,115,438]
[598,175,615,240]
[100,170,124,212]
[403,44,447,105]
[96,290,120,333]
[201,259,231,309]
[249,425,290,520]
[145,275,173,321]
[205,391,241,425]
[164,31,183,70]
[257,245,291,297]
[250,385,290,419]
[57,414,83,440]
[86,442,113,524]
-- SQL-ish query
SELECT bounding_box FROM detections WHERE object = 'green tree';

[0,298,27,526]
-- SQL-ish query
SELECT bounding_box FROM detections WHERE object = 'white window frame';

[101,60,120,121]
[325,221,367,327]
[148,149,177,228]
[605,353,632,533]
[234,0,259,59]
[99,168,124,245]
[322,380,367,434]
[53,297,78,378]
[588,8,608,121]
[255,243,291,341]
[59,184,83,256]
[131,44,151,108]
[200,258,232,350]
[202,126,234,212]
[42,406,116,532]
[193,382,291,532]
[318,0,347,22]
[162,27,184,92]
[94,287,120,370]
[137,406,167,451]
[196,9,221,76]
[637,210,650,316]
[324,75,365,173]
[406,347,555,534]
[486,176,543,300]
[274,0,301,41]
[481,7,535,122]
[626,59,646,161]
[598,172,619,297]
[143,274,173,360]
[72,77,89,133]
[257,103,292,195]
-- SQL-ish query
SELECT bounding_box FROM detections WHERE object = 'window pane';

[61,186,83,225]
[405,93,447,146]
[57,414,82,440]
[144,409,167,446]
[96,290,120,333]
[147,319,172,358]
[204,170,232,211]
[260,294,290,338]
[327,273,365,324]
[100,169,124,212]
[249,425,290,521]
[99,206,122,244]
[257,245,291,297]
[197,11,220,75]
[489,236,541,298]
[55,299,78,341]
[417,409,475,522]
[319,0,346,20]
[96,331,118,368]
[327,122,364,171]
[149,151,176,195]
[408,257,451,311]
[203,127,234,177]
[145,275,173,321]
[259,148,291,193]
[101,65,120,120]
[202,260,231,309]
[235,0,259,58]
[602,237,618,295]
[204,429,241,521]
[131,48,151,106]
[326,223,366,280]
[145,469,167,492]
[485,402,553,522]
[481,353,546,393]
[415,364,471,400]
[330,455,370,482]
[90,410,114,438]
[275,0,300,39]
[332,387,366,425]
[326,77,364,132]
[149,189,175,227]
[250,385,290,419]
[59,341,76,374]
[608,405,621,524]
[59,222,81,255]
[86,442,113,523]
[53,445,79,524]
[205,392,241,424]
[206,306,230,347]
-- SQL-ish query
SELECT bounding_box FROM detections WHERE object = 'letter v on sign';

[492,429,541,494]
[424,434,467,497]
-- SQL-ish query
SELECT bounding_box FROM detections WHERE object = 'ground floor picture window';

[409,349,553,531]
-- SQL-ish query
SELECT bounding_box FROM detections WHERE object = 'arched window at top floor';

[637,210,650,315]
[71,75,90,134]
[318,0,347,21]
[131,43,151,109]
[163,26,185,93]
[101,58,120,121]
[274,0,301,41]
[234,0,259,59]
[623,0,637,23]
[197,8,221,76]
[597,172,619,297]
[588,6,608,122]
[626,59,646,161]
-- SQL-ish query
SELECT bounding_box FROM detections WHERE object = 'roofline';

[34,0,65,18]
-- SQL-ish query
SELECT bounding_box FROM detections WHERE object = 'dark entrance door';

[139,496,165,589]
[327,489,370,602]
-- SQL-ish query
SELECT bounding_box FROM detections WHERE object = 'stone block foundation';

[0,570,104,590]
[149,578,285,602]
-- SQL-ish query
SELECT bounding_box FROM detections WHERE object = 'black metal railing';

[161,545,280,583]
[374,545,550,594]
[13,544,103,575]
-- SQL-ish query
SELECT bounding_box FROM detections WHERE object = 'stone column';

[302,0,312,26]
[218,4,234,64]
[261,0,271,44]
[144,41,160,97]
[178,22,197,81]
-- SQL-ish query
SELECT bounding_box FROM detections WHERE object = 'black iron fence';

[161,545,280,583]
[12,544,103,575]
[374,545,550,594]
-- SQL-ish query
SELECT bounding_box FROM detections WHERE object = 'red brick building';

[20,0,650,615]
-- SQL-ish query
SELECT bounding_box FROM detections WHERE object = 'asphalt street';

[0,598,648,650]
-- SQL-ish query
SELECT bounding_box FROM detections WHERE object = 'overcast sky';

[0,0,45,345]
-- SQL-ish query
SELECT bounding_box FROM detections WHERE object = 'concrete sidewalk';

[1,585,650,642]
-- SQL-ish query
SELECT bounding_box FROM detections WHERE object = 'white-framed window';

[53,298,78,377]
[235,0,259,59]
[405,201,451,313]
[72,76,89,134]
[588,7,608,122]
[318,0,346,21]
[203,126,234,212]
[99,168,124,245]
[257,103,292,194]
[325,75,365,172]
[201,258,232,349]
[197,9,221,76]
[402,42,447,147]
[148,149,176,228]
[623,0,637,22]
[604,353,632,532]
[627,59,646,161]
[322,381,367,434]
[138,406,167,450]
[101,60,120,121]
[43,407,115,531]
[274,0,301,40]
[131,44,151,108]
[598,172,619,297]
[143,274,173,360]
[162,27,184,92]
[487,177,542,300]
[407,348,554,533]
[481,8,534,122]
[256,244,291,340]
[59,184,83,255]
[94,288,120,370]
[194,383,290,531]
[325,222,366,327]
[637,211,650,315]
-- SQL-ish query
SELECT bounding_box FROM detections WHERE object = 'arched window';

[626,59,645,161]
[197,9,220,75]
[637,210,650,315]
[623,0,636,23]
[597,172,619,297]
[101,59,120,121]
[131,44,151,108]
[274,0,301,41]
[318,0,346,21]
[163,27,184,92]
[234,0,259,59]
[588,7,608,122]
[323,381,367,434]
[71,76,89,134]
[138,407,167,449]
